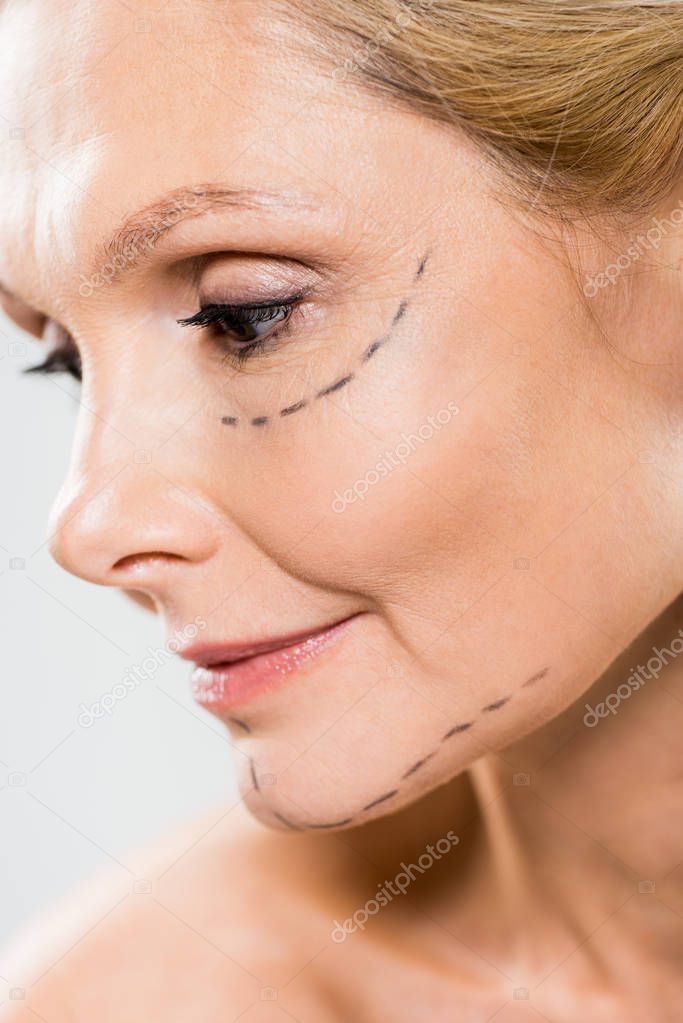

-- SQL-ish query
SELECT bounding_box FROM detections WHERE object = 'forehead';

[0,0,355,306]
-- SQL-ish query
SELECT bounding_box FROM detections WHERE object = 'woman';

[0,0,682,1018]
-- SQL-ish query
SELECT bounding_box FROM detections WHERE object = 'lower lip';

[191,617,354,714]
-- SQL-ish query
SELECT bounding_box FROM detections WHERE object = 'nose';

[47,407,220,592]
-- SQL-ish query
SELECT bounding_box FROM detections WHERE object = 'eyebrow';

[92,184,320,286]
[0,184,320,302]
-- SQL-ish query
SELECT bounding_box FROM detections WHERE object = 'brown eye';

[176,299,298,362]
[211,303,291,343]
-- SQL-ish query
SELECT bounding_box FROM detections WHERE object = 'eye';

[176,298,299,362]
[24,327,82,382]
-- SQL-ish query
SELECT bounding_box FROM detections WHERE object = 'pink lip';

[182,616,357,714]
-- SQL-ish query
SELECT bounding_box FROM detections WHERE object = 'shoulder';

[0,803,325,1021]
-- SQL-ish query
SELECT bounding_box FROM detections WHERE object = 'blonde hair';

[278,0,683,218]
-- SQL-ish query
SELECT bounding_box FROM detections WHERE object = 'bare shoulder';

[0,803,331,1021]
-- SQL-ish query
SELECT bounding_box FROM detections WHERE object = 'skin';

[0,0,682,1019]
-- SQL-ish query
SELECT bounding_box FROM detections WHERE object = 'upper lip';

[177,616,357,668]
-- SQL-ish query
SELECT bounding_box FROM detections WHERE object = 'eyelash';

[25,343,82,382]
[176,297,302,364]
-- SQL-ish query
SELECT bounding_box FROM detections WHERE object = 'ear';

[572,184,683,395]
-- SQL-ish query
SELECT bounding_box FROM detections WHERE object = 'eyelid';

[178,289,305,317]
[191,249,329,299]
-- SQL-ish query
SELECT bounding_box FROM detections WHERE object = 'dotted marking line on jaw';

[256,666,550,832]
[402,751,436,779]
[362,788,399,811]
[220,251,430,430]
[482,696,510,712]
[442,721,473,740]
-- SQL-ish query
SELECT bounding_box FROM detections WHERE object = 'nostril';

[112,551,188,573]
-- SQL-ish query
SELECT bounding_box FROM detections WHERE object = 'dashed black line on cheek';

[217,250,430,430]
[280,399,307,416]
[442,721,473,741]
[272,811,302,831]
[401,752,436,779]
[307,816,355,829]
[362,788,399,811]
[316,373,354,399]
[523,668,548,687]
[246,665,550,832]
[482,696,510,712]
[392,300,408,325]
[361,334,389,363]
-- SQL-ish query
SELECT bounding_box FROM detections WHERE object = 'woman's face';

[1,0,680,830]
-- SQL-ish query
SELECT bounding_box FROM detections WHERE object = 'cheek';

[209,287,496,584]
[217,332,630,623]
[227,352,629,693]
[214,303,651,829]
[238,570,609,833]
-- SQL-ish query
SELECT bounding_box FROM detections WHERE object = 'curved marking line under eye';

[415,253,429,279]
[219,250,428,428]
[439,724,472,740]
[280,399,307,416]
[482,696,510,712]
[392,299,408,325]
[316,373,354,399]
[362,334,389,363]
[362,788,398,811]
[249,759,259,791]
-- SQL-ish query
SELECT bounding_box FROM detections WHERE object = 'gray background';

[0,317,238,945]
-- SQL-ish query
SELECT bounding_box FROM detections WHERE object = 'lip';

[182,615,357,714]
